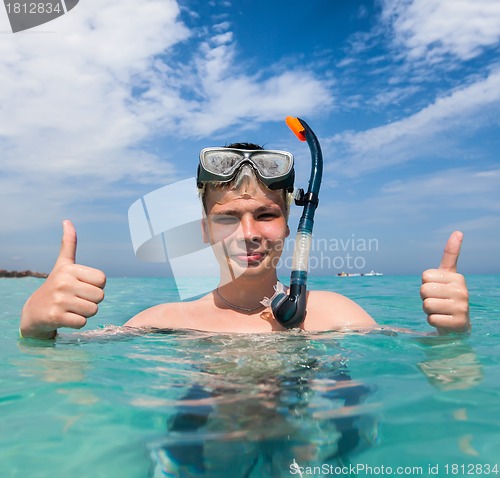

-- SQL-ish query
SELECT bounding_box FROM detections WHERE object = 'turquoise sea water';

[1,275,500,477]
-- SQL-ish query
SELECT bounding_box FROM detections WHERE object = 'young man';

[19,145,470,339]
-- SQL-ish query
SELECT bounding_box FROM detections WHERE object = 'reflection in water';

[415,336,484,459]
[416,337,483,391]
[149,332,378,478]
[13,328,484,476]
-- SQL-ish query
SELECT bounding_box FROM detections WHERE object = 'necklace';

[215,288,265,312]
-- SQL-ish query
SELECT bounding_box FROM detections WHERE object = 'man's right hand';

[20,220,106,339]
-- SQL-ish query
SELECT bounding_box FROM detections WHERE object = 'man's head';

[197,143,295,216]
[197,143,294,281]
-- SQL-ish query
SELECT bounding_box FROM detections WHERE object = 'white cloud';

[311,165,500,274]
[381,168,500,208]
[0,0,333,234]
[436,215,500,234]
[0,0,188,177]
[336,57,356,68]
[356,5,369,19]
[317,167,500,233]
[213,21,231,32]
[382,0,500,62]
[328,68,500,176]
[366,85,422,108]
[143,27,333,137]
[0,0,189,234]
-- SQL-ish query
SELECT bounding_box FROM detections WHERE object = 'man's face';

[202,179,290,279]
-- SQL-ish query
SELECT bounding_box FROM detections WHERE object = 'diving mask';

[197,148,295,191]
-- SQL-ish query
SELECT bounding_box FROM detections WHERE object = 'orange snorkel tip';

[286,116,307,142]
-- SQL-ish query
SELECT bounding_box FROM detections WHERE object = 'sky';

[1,0,499,279]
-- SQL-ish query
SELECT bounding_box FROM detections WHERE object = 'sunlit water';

[1,275,499,477]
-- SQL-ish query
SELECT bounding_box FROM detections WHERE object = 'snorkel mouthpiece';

[272,117,323,329]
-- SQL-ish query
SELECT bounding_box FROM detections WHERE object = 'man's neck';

[217,273,280,311]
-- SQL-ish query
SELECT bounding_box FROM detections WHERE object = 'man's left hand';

[421,231,470,334]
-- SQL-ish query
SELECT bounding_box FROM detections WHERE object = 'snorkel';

[271,117,323,328]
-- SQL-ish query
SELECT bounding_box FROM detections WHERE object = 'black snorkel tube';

[271,117,323,328]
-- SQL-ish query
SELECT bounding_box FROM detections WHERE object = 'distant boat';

[362,271,383,276]
[337,271,383,277]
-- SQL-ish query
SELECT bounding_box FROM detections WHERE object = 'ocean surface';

[1,275,500,478]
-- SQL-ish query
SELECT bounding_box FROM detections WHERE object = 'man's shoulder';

[304,290,377,330]
[124,299,204,330]
[307,289,358,307]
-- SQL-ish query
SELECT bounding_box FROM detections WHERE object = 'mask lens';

[203,151,244,176]
[251,152,292,178]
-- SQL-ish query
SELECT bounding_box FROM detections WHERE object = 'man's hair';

[199,142,292,215]
[224,142,264,150]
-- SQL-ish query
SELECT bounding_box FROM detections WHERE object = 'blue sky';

[1,0,499,278]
